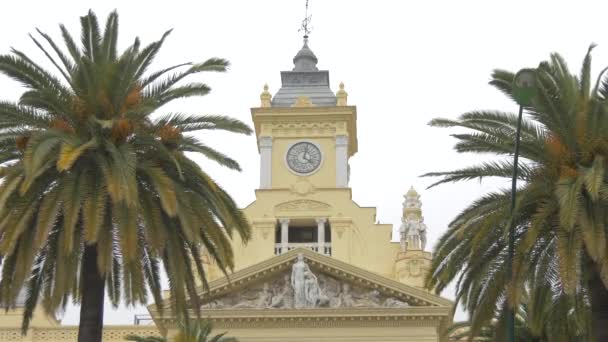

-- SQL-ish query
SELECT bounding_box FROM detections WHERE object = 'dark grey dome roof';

[272,39,336,107]
[292,40,318,71]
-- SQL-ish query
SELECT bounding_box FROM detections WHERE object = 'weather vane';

[299,0,312,40]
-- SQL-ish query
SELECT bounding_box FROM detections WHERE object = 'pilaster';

[329,217,352,262]
[279,218,290,254]
[259,136,273,189]
[335,135,348,187]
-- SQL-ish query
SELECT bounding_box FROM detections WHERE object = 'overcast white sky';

[2,0,608,326]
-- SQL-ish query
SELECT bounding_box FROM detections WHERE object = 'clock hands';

[302,144,313,163]
[287,142,320,174]
[302,152,311,163]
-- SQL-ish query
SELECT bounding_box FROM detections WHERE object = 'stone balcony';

[274,242,332,256]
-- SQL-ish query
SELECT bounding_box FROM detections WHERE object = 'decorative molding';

[259,226,275,240]
[334,225,346,239]
[271,122,337,138]
[251,106,358,155]
[275,200,331,212]
[160,311,447,329]
[290,178,316,196]
[258,136,273,148]
[335,135,349,147]
[292,96,314,107]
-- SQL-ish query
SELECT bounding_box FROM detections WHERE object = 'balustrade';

[274,243,332,256]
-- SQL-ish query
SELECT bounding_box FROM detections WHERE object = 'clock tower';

[253,38,357,192]
[225,38,402,275]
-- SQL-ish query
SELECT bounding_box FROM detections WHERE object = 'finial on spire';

[299,0,312,41]
[260,83,272,107]
[336,82,348,106]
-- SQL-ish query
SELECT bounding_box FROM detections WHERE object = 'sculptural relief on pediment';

[201,253,410,310]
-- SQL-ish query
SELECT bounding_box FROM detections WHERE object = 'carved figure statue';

[400,215,428,252]
[302,270,329,307]
[354,290,382,308]
[233,283,272,309]
[399,187,429,252]
[199,266,416,311]
[399,218,409,252]
[383,297,410,308]
[304,271,319,307]
[271,275,294,308]
[420,224,427,251]
[292,253,312,309]
[201,299,224,309]
[335,283,355,307]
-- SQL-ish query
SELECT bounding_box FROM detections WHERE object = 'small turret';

[399,186,427,252]
[292,39,319,71]
[394,186,432,289]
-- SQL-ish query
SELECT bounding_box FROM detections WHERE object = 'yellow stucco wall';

[167,326,440,342]
[215,103,404,283]
[0,308,159,342]
[227,188,401,281]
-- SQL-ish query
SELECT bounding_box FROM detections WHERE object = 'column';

[316,218,327,254]
[279,218,290,254]
[259,136,273,188]
[335,135,348,187]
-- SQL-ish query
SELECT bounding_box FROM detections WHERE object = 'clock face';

[286,142,322,174]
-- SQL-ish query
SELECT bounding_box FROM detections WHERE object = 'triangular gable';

[153,248,451,314]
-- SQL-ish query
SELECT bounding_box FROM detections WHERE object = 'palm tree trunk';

[77,244,105,342]
[590,266,608,342]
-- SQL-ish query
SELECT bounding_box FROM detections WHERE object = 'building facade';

[0,39,452,342]
[151,38,452,342]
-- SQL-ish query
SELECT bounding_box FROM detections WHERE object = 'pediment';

[200,264,412,311]
[191,249,450,310]
[150,249,452,332]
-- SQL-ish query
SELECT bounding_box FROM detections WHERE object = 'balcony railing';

[274,242,332,256]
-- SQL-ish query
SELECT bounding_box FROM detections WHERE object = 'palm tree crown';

[423,46,608,340]
[0,9,251,335]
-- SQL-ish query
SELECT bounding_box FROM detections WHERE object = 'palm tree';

[172,320,238,342]
[423,45,608,340]
[125,320,238,342]
[0,10,251,342]
[446,296,582,342]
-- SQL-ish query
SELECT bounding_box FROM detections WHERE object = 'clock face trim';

[285,140,323,175]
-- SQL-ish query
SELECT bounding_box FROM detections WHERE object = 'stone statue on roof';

[399,187,428,252]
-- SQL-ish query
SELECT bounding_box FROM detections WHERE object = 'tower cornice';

[251,105,358,156]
